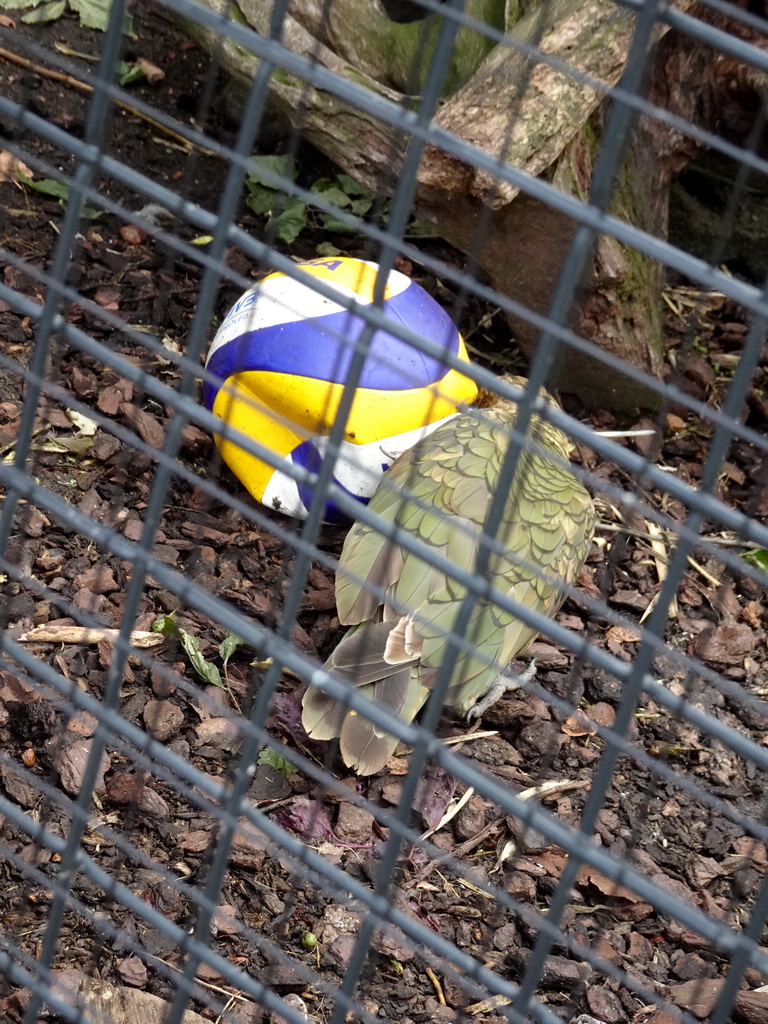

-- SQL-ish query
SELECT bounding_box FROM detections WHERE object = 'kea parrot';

[302,375,595,774]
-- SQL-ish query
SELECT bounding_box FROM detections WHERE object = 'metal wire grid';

[0,1,767,1023]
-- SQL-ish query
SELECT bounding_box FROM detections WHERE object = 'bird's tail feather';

[302,619,430,773]
[340,665,430,775]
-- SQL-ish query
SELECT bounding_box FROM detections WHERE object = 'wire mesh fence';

[1,1,768,1024]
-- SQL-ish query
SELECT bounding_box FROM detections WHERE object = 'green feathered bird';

[302,376,595,774]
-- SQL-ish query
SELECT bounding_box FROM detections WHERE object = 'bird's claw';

[466,659,537,722]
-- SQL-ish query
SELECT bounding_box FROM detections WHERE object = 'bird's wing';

[335,408,501,624]
[406,443,595,713]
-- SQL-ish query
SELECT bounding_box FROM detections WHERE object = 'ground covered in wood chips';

[1,5,768,1024]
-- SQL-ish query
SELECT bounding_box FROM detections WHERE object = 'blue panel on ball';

[291,439,370,525]
[203,286,459,411]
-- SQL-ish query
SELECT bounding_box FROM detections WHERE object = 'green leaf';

[743,549,768,574]
[21,0,66,21]
[69,0,135,34]
[178,630,223,687]
[152,614,223,686]
[310,182,351,209]
[0,0,39,10]
[119,60,146,86]
[336,173,370,198]
[316,242,343,257]
[318,213,353,233]
[247,154,295,188]
[257,748,293,777]
[17,172,102,218]
[406,217,440,238]
[349,197,373,217]
[18,171,70,200]
[270,196,308,244]
[245,182,275,216]
[219,631,244,669]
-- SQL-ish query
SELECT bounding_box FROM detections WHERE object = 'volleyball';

[203,257,478,522]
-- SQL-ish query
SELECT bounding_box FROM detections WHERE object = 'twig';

[18,625,164,648]
[410,817,505,885]
[425,966,446,1005]
[420,786,475,841]
[516,779,587,802]
[0,45,217,156]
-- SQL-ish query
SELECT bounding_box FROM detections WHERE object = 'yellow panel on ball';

[235,368,475,445]
[212,380,303,502]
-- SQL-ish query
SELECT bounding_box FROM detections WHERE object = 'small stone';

[67,712,99,737]
[143,699,184,741]
[493,923,519,951]
[505,871,536,901]
[667,978,725,1018]
[247,763,292,802]
[454,793,487,840]
[423,998,456,1020]
[697,624,756,665]
[334,802,373,844]
[117,956,148,988]
[196,961,222,983]
[106,771,169,819]
[735,989,768,1024]
[179,830,213,853]
[230,818,268,869]
[97,386,123,416]
[586,985,625,1023]
[121,404,165,449]
[75,564,118,594]
[267,966,305,991]
[195,717,242,751]
[317,904,361,941]
[56,740,110,795]
[329,934,356,965]
[672,952,718,981]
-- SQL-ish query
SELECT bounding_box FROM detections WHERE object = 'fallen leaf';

[271,798,336,843]
[576,866,646,903]
[66,409,99,436]
[697,623,757,665]
[136,57,165,83]
[0,150,32,183]
[415,767,457,831]
[562,709,597,737]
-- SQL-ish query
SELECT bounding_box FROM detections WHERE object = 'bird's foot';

[466,660,537,722]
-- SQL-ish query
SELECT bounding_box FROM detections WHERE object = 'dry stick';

[0,45,217,156]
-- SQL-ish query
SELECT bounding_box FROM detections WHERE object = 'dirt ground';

[1,4,768,1024]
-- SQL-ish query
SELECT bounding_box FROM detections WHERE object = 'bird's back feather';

[302,378,595,773]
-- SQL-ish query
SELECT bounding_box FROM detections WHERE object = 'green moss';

[343,0,505,98]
